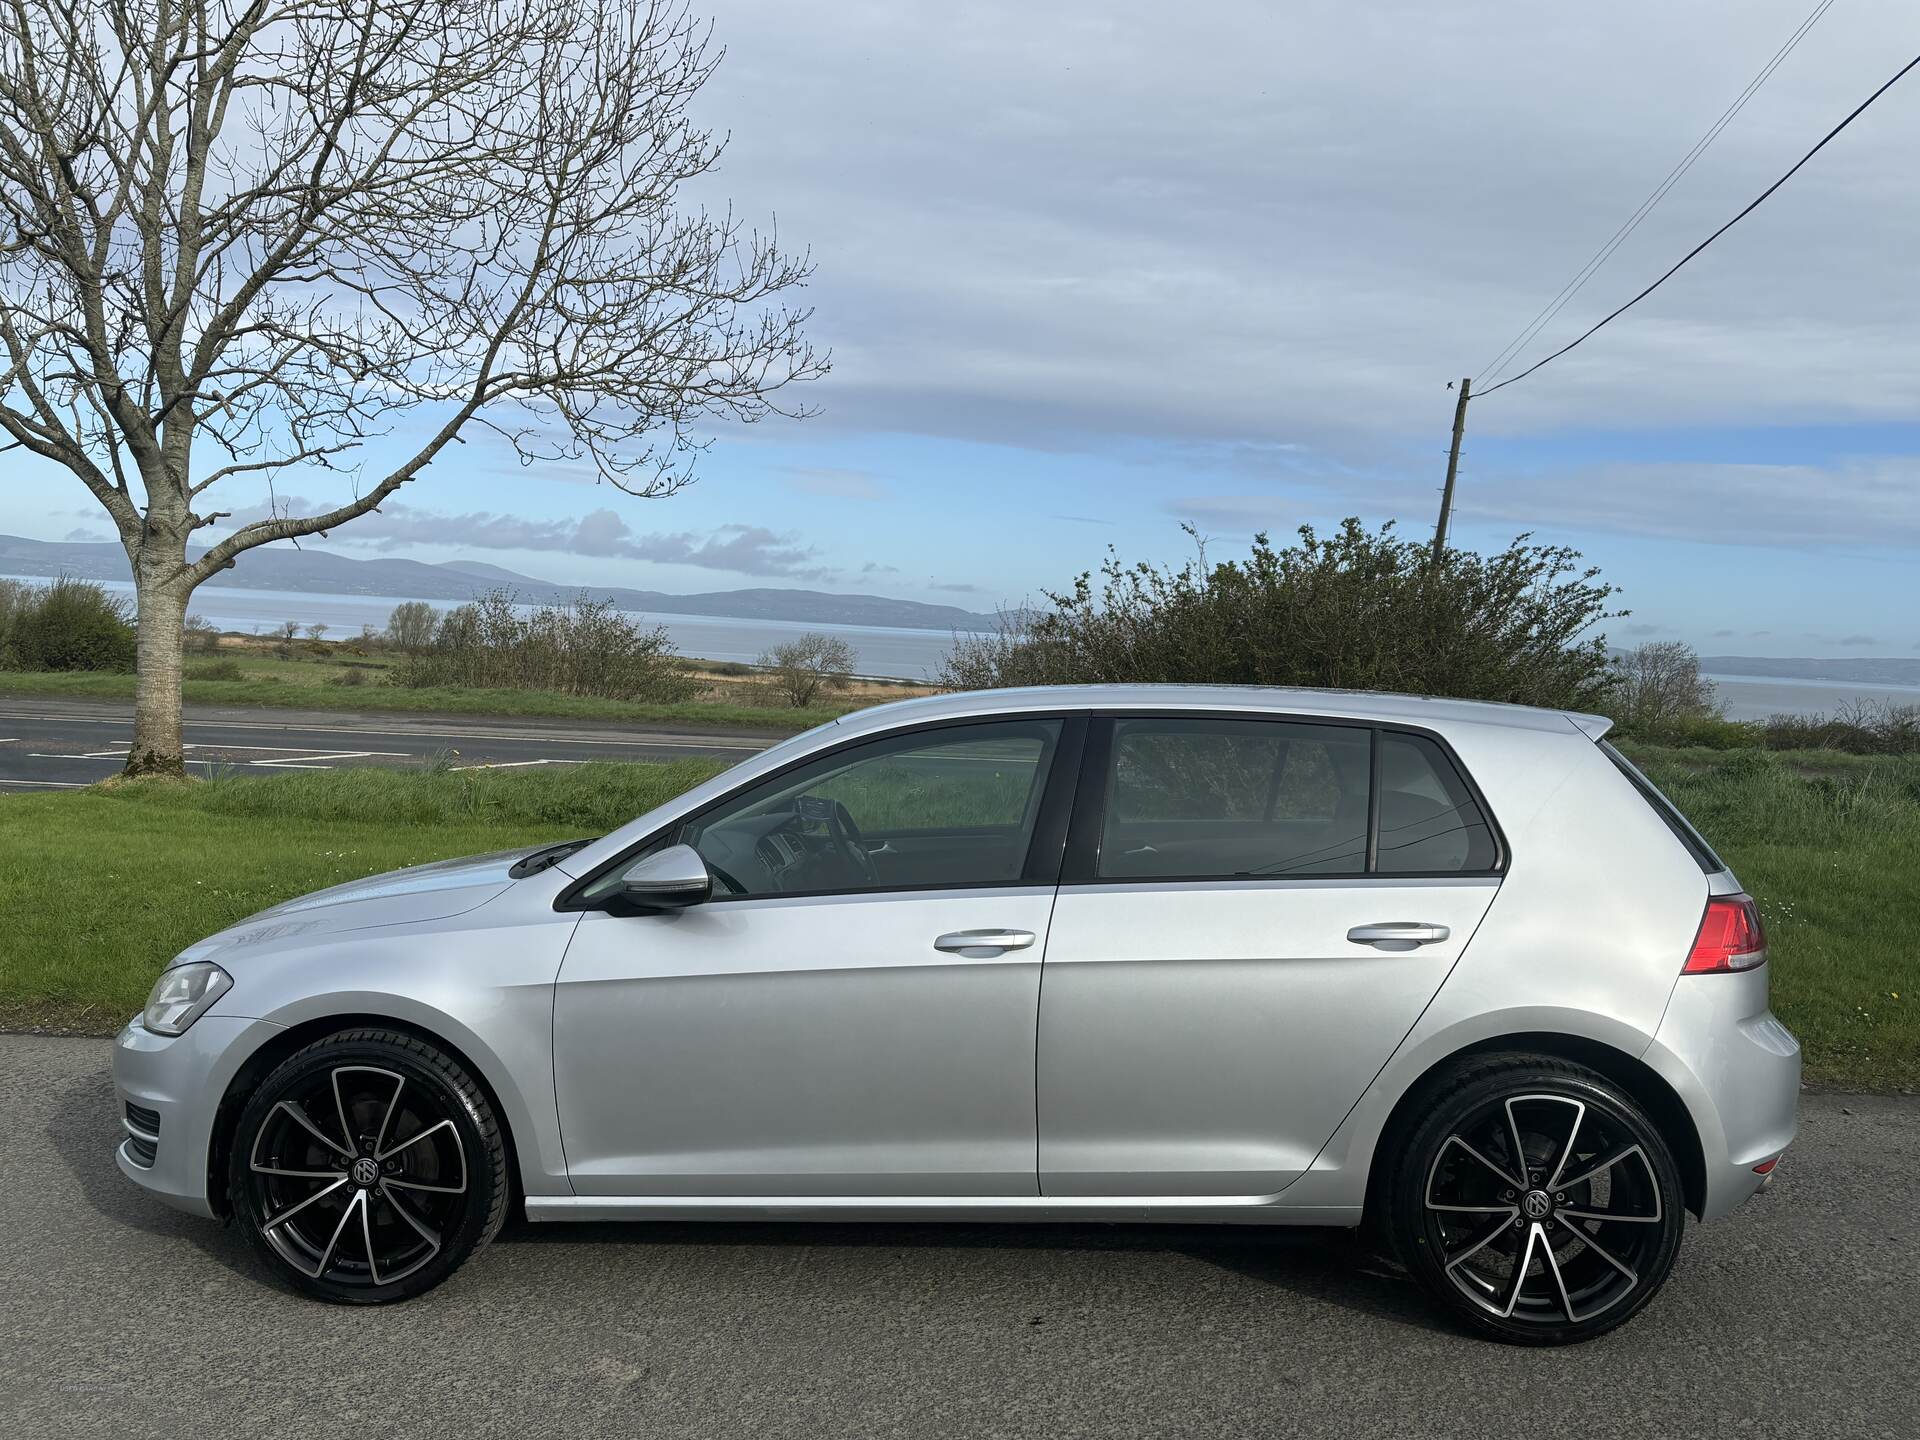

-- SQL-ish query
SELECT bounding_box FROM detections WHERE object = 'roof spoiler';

[1567,712,1613,741]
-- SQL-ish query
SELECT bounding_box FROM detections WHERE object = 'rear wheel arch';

[1365,1032,1707,1224]
[207,1012,523,1221]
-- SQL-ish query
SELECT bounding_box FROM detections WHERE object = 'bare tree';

[1615,641,1719,729]
[757,632,856,709]
[384,600,436,654]
[0,0,824,773]
[181,611,220,653]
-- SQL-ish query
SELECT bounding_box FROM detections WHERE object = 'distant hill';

[436,559,539,584]
[1699,655,1920,687]
[0,532,997,634]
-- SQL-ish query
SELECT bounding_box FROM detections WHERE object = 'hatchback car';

[114,685,1798,1343]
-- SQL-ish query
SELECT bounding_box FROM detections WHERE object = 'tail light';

[1683,894,1767,974]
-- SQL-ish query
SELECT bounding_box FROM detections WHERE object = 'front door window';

[681,718,1065,897]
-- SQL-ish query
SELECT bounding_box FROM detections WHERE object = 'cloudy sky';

[10,0,1920,654]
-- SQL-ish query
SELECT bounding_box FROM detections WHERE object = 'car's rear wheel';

[228,1028,508,1303]
[1386,1054,1685,1345]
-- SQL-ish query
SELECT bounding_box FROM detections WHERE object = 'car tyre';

[228,1027,509,1304]
[1384,1053,1685,1345]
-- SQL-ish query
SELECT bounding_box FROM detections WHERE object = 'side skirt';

[524,1194,1364,1226]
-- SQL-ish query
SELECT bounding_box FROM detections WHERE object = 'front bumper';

[1645,965,1800,1222]
[112,1012,284,1218]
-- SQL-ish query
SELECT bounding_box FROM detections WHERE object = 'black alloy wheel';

[1388,1055,1685,1344]
[229,1028,507,1303]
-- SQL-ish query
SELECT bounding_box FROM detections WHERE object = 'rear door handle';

[934,929,1036,954]
[1346,922,1451,950]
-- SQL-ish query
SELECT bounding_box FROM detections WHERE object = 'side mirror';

[614,844,712,911]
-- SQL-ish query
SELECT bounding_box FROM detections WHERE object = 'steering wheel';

[827,800,880,885]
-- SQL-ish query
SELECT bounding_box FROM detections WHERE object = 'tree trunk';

[127,572,190,778]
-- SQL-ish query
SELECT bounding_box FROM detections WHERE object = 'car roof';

[828,684,1610,739]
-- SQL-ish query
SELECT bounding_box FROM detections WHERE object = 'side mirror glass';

[613,843,712,911]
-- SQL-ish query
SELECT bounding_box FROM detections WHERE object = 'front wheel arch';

[1364,1032,1706,1227]
[207,1013,523,1222]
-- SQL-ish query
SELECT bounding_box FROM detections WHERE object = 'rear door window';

[1098,718,1371,878]
[1087,716,1501,881]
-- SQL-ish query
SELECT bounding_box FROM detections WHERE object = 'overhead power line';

[1477,0,1837,388]
[1477,46,1920,397]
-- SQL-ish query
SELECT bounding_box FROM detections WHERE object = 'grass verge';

[0,667,849,732]
[1621,744,1917,1091]
[1,746,1912,1090]
[0,761,728,1025]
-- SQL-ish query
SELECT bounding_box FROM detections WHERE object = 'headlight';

[142,962,233,1036]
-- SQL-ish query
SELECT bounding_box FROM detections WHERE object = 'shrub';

[1620,711,1761,750]
[391,588,694,702]
[941,520,1622,711]
[185,658,246,682]
[757,633,856,708]
[1761,701,1920,756]
[0,579,29,666]
[1,577,138,672]
[329,666,372,687]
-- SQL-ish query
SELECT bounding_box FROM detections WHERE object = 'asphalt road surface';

[0,695,773,790]
[1,1034,1912,1440]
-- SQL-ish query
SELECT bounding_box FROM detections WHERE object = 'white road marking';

[0,777,86,789]
[447,758,584,771]
[249,751,407,768]
[24,742,410,765]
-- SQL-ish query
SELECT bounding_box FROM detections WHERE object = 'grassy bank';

[1,747,1913,1089]
[0,761,729,1031]
[1620,744,1916,1090]
[0,665,850,733]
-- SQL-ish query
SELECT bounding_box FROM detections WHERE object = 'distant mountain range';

[6,533,1916,682]
[0,532,998,634]
[1698,655,1920,687]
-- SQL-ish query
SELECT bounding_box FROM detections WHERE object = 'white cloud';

[213,498,836,581]
[697,0,1920,487]
[1169,453,1920,550]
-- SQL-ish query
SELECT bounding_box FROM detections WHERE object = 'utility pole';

[1432,376,1471,562]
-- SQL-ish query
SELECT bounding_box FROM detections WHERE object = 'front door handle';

[1347,922,1451,950]
[934,929,1036,955]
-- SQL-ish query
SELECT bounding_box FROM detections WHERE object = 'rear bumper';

[112,1012,283,1218]
[1644,965,1800,1221]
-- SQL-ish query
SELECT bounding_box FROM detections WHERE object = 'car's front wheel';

[228,1027,508,1303]
[1385,1054,1686,1345]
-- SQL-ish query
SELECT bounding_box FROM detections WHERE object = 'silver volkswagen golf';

[113,685,1799,1343]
